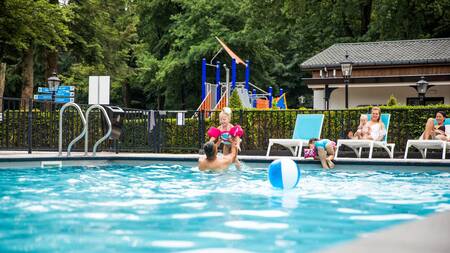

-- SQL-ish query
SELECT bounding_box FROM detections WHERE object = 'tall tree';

[0,0,70,102]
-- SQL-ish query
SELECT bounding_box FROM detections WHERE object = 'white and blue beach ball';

[268,158,301,189]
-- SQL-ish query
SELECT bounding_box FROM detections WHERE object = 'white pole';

[224,64,230,107]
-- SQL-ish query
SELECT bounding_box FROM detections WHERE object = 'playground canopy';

[215,37,246,66]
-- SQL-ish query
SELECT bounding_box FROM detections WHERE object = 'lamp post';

[340,53,353,109]
[416,76,428,106]
[298,95,305,105]
[47,72,61,108]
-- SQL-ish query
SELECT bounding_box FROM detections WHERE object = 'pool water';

[0,163,449,253]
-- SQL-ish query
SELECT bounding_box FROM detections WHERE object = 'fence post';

[239,109,243,126]
[198,111,205,151]
[155,111,160,153]
[27,98,33,154]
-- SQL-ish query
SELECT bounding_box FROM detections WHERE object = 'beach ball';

[268,158,301,189]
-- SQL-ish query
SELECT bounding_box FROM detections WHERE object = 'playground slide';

[235,87,252,108]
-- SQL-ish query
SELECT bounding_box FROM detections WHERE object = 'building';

[301,38,450,109]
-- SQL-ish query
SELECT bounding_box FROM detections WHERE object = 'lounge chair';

[335,114,395,159]
[404,119,450,159]
[266,114,324,158]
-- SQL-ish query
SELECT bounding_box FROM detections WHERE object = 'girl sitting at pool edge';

[308,138,336,169]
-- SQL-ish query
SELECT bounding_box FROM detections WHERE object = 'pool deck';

[0,151,449,167]
[319,210,450,253]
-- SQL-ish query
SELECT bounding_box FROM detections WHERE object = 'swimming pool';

[0,162,449,253]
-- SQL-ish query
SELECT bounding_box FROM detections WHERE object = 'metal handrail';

[84,104,112,157]
[247,82,267,94]
[59,102,86,157]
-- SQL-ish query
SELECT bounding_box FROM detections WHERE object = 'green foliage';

[229,89,243,109]
[2,0,449,108]
[2,106,450,153]
[386,94,398,106]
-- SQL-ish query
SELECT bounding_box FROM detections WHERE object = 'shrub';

[229,89,243,109]
[386,94,398,106]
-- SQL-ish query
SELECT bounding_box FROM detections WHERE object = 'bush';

[2,104,450,153]
[386,94,398,106]
[229,89,243,109]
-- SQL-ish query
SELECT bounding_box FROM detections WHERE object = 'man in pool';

[198,139,238,171]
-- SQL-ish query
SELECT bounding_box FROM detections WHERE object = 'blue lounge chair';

[335,114,395,159]
[266,114,324,158]
[404,118,450,159]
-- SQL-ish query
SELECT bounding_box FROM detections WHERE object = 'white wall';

[313,89,325,109]
[312,85,450,109]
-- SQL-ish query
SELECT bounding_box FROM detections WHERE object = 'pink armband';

[207,127,221,138]
[230,125,244,137]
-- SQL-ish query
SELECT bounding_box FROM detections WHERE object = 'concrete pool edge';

[318,210,450,253]
[0,151,450,167]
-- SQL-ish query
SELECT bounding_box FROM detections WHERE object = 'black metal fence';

[0,97,448,157]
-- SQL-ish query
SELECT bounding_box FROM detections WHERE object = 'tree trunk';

[360,0,372,35]
[21,48,34,107]
[0,62,6,112]
[122,79,130,107]
[45,49,58,79]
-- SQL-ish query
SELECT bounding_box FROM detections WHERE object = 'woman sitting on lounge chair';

[362,107,386,141]
[421,111,447,141]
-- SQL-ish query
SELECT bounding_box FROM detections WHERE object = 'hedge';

[1,104,449,153]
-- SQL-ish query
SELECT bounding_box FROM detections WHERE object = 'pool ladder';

[58,103,112,157]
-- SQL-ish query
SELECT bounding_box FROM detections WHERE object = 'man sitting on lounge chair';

[421,111,448,141]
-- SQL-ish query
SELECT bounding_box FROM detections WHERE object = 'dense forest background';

[1,0,449,109]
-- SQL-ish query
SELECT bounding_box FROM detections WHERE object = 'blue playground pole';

[245,60,250,91]
[252,89,257,108]
[231,58,236,90]
[279,88,283,96]
[216,61,221,103]
[268,86,273,108]
[201,58,206,101]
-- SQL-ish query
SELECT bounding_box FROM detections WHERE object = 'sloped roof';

[301,38,450,69]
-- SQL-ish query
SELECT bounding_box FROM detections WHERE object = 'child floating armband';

[230,125,244,137]
[207,127,221,138]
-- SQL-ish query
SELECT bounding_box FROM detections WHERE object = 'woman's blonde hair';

[371,107,381,122]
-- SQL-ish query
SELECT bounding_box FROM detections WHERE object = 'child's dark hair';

[436,111,447,118]
[308,138,318,145]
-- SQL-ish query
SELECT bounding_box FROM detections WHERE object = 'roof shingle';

[300,38,450,69]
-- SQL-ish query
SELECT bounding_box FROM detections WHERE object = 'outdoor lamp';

[416,76,428,105]
[416,77,428,95]
[340,54,353,79]
[340,53,353,108]
[47,72,61,92]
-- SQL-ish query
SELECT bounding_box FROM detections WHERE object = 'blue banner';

[34,94,75,101]
[55,97,75,103]
[55,91,75,97]
[38,86,75,93]
[34,94,52,100]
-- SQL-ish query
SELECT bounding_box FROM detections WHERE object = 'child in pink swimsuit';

[207,107,244,167]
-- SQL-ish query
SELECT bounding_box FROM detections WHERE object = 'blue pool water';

[0,163,449,253]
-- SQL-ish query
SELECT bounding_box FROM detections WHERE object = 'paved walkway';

[319,211,450,253]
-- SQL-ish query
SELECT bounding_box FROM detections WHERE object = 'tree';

[0,0,71,102]
[387,94,398,106]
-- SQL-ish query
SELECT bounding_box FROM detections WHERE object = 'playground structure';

[197,38,286,113]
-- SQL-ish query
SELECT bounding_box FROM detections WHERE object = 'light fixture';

[47,72,61,92]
